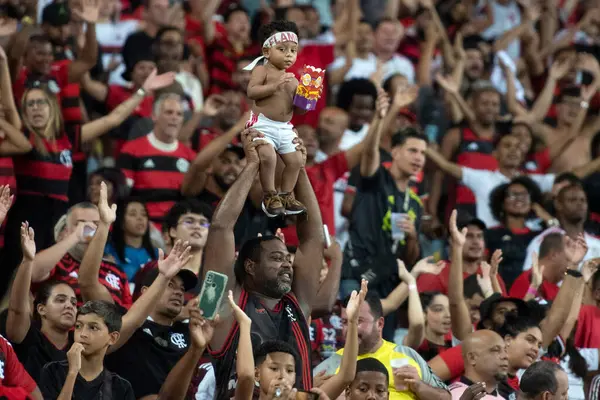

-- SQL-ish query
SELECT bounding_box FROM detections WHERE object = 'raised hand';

[72,0,100,24]
[227,290,251,327]
[530,252,545,288]
[376,88,390,118]
[323,240,342,261]
[98,182,117,225]
[549,56,575,80]
[0,185,13,224]
[564,234,588,265]
[582,258,600,283]
[346,279,368,323]
[449,209,467,247]
[411,256,445,278]
[275,228,286,244]
[241,128,266,165]
[202,95,226,117]
[157,240,192,278]
[453,31,466,61]
[393,84,419,109]
[490,249,503,277]
[477,262,494,296]
[142,69,176,93]
[20,222,36,261]
[189,305,218,349]
[435,73,459,94]
[67,343,84,374]
[397,259,415,285]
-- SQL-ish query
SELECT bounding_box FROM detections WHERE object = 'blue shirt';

[105,243,157,280]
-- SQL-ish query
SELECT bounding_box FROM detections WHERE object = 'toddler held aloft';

[245,20,313,218]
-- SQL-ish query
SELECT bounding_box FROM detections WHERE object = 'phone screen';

[295,391,318,400]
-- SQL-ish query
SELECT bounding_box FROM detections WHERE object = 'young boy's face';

[74,313,119,356]
[255,352,296,394]
[264,39,298,70]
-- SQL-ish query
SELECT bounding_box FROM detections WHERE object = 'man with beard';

[449,330,509,400]
[204,129,324,397]
[428,80,501,228]
[417,217,507,295]
[117,93,196,225]
[522,183,600,271]
[315,293,450,399]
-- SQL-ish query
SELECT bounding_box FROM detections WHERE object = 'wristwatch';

[581,101,590,109]
[546,218,560,228]
[565,269,583,278]
[136,87,147,97]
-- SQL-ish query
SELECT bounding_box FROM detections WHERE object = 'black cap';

[463,34,485,51]
[458,216,486,231]
[478,293,529,327]
[224,143,245,159]
[141,268,198,292]
[42,3,71,26]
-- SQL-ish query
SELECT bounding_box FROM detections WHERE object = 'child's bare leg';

[258,143,277,193]
[257,143,285,216]
[279,150,307,215]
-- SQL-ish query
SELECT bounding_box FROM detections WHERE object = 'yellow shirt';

[336,340,422,400]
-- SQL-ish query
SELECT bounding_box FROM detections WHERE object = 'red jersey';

[281,152,348,245]
[574,304,600,348]
[117,134,196,223]
[0,334,37,398]
[48,252,132,309]
[509,270,560,302]
[452,127,498,206]
[13,125,81,202]
[106,85,153,117]
[417,260,508,296]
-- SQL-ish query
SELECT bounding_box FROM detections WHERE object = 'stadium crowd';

[0,0,599,399]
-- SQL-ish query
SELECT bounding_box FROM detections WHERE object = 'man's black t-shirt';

[105,319,190,399]
[0,312,71,383]
[40,360,135,400]
[343,165,424,294]
[485,226,539,289]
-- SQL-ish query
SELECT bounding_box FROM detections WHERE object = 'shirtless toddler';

[245,20,308,217]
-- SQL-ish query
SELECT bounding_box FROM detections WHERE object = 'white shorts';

[246,112,297,154]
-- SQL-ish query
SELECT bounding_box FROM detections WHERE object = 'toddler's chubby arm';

[247,65,295,100]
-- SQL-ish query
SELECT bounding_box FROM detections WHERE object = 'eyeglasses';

[178,218,210,229]
[26,98,49,108]
[507,192,530,201]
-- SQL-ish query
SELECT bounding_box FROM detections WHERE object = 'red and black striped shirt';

[206,33,259,95]
[13,125,81,203]
[48,252,132,309]
[117,134,196,224]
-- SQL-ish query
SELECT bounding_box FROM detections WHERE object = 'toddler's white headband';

[243,31,299,71]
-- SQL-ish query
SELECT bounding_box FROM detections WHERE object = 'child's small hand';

[278,73,295,87]
[228,290,252,327]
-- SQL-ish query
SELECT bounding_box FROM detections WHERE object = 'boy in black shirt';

[39,300,134,399]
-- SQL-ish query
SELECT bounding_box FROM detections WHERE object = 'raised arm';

[32,224,85,283]
[492,6,540,53]
[81,70,175,142]
[202,129,263,283]
[320,280,366,399]
[311,242,342,319]
[448,210,473,341]
[425,146,463,180]
[78,182,117,304]
[0,45,21,129]
[178,95,227,143]
[229,291,254,400]
[6,221,35,344]
[539,235,587,348]
[201,0,221,45]
[435,73,476,126]
[398,260,425,350]
[359,88,391,177]
[157,306,215,400]
[291,140,325,317]
[80,72,108,103]
[67,0,99,83]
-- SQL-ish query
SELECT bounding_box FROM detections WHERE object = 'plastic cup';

[390,358,410,391]
[391,213,407,241]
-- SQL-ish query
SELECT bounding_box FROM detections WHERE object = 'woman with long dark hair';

[105,197,158,280]
[0,69,175,299]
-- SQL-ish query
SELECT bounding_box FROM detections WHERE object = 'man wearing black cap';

[104,261,211,399]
